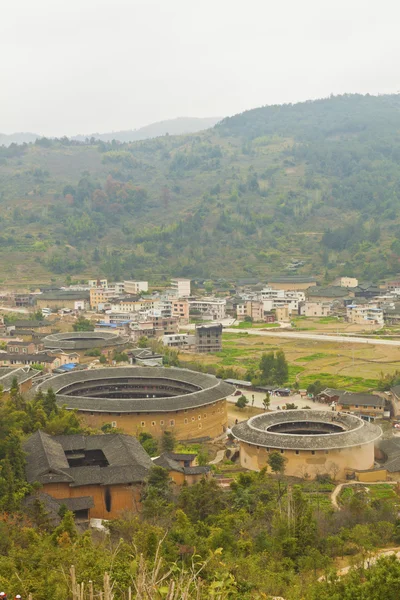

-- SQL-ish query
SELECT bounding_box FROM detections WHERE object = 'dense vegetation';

[2,382,400,596]
[2,94,400,284]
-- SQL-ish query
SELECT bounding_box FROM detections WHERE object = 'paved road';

[227,391,327,412]
[224,328,400,346]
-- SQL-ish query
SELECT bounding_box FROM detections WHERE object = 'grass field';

[178,330,400,391]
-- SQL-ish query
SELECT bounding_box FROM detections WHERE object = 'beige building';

[333,276,358,288]
[346,304,384,326]
[237,301,264,321]
[300,301,332,317]
[232,410,381,480]
[275,306,290,322]
[124,280,149,294]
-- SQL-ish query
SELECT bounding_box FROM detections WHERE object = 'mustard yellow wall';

[42,482,143,520]
[75,399,228,440]
[239,441,375,480]
[355,469,387,482]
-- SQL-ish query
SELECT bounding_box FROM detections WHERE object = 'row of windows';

[255,446,329,456]
[88,404,222,417]
[111,419,204,430]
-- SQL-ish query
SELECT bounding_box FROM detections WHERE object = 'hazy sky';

[1,0,400,136]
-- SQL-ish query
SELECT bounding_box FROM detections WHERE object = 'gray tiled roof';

[36,366,234,413]
[232,410,382,451]
[24,431,153,486]
[379,439,400,472]
[0,366,40,391]
[338,392,385,408]
[153,453,210,476]
[43,331,127,350]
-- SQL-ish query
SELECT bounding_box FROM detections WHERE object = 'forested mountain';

[1,94,400,285]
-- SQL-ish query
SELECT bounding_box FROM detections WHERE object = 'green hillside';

[1,94,400,285]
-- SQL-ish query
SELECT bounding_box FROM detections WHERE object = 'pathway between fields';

[330,480,398,510]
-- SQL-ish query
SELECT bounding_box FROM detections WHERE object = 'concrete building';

[195,324,222,353]
[172,299,190,323]
[188,298,226,320]
[124,280,149,294]
[232,410,381,480]
[237,301,264,321]
[89,288,118,310]
[333,276,359,288]
[88,279,108,289]
[36,367,233,441]
[346,304,384,326]
[171,278,191,297]
[162,333,196,349]
[300,301,332,317]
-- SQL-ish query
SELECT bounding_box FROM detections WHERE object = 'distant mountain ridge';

[0,116,221,147]
[73,117,222,143]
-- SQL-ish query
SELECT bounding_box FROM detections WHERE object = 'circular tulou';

[232,410,382,479]
[37,366,234,439]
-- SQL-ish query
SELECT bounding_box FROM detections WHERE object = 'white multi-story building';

[124,280,149,294]
[260,287,305,302]
[188,298,226,320]
[262,298,299,314]
[162,333,196,348]
[171,278,191,297]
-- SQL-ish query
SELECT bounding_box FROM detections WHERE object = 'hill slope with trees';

[1,94,400,284]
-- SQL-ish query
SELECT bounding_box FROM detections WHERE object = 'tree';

[72,316,94,331]
[260,352,275,384]
[160,430,175,453]
[267,451,286,475]
[263,392,271,411]
[138,336,149,348]
[307,380,324,398]
[274,350,289,385]
[139,432,158,457]
[42,388,58,417]
[235,395,249,409]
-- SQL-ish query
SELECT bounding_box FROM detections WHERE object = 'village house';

[24,431,153,520]
[337,392,387,420]
[299,301,332,317]
[6,340,42,354]
[307,286,353,302]
[236,300,264,321]
[0,352,62,372]
[153,452,211,485]
[346,304,384,326]
[0,366,40,399]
